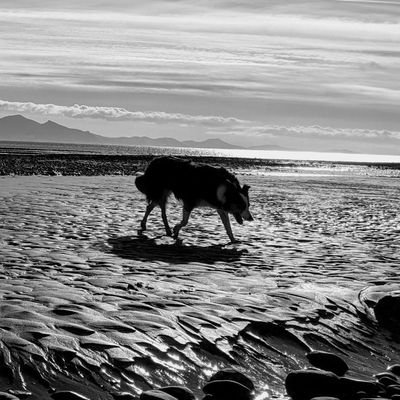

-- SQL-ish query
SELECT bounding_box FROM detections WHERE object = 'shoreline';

[1,149,400,176]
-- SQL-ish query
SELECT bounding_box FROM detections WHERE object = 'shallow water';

[0,173,399,399]
[2,140,400,164]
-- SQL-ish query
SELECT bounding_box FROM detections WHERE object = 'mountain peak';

[1,114,31,122]
[43,120,62,127]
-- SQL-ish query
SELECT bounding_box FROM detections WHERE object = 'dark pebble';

[375,372,398,381]
[374,295,400,331]
[203,379,252,400]
[285,370,341,400]
[158,386,195,400]
[377,376,398,387]
[51,392,90,400]
[140,390,178,400]
[339,377,380,397]
[388,365,400,377]
[306,351,348,376]
[208,368,255,391]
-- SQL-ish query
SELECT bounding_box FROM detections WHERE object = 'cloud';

[2,9,399,39]
[0,100,247,126]
[228,124,400,141]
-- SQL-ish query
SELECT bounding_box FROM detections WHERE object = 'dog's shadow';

[107,235,247,265]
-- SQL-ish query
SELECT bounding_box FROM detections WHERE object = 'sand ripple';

[0,174,399,399]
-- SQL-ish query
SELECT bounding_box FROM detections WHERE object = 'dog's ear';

[242,184,250,195]
[216,184,227,204]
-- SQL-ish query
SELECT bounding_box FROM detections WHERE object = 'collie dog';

[135,156,253,242]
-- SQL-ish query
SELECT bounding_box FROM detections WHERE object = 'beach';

[1,153,400,399]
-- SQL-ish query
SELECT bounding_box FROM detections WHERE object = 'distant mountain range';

[0,114,374,154]
[0,114,242,149]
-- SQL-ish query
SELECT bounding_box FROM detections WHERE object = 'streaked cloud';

[0,0,399,150]
[0,100,246,126]
[234,124,400,141]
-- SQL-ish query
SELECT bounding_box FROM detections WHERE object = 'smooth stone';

[391,395,400,400]
[377,376,398,386]
[159,386,195,400]
[203,379,252,400]
[51,392,90,400]
[285,370,341,400]
[339,377,380,397]
[140,390,178,400]
[306,351,348,376]
[388,365,400,377]
[374,295,400,331]
[374,372,398,381]
[208,368,255,391]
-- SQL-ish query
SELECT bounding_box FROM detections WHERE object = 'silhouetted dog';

[135,156,253,242]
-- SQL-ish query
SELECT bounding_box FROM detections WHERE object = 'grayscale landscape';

[1,1,400,400]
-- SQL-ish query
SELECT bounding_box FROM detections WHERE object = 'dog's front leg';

[140,201,156,231]
[173,207,191,239]
[217,209,236,243]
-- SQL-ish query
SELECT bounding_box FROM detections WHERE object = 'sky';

[1,0,400,153]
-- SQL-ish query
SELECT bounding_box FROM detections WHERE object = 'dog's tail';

[135,174,148,195]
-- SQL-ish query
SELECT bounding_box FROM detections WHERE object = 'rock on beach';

[285,370,341,400]
[306,351,349,376]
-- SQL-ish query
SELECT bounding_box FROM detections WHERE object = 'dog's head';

[217,182,254,224]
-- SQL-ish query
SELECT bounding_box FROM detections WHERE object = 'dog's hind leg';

[217,209,236,243]
[140,200,156,231]
[160,202,172,236]
[173,207,191,239]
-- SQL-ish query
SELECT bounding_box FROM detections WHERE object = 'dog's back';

[135,156,191,202]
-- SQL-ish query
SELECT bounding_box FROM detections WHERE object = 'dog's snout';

[242,210,253,221]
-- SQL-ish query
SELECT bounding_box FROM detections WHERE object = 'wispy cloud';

[240,124,400,141]
[0,1,399,139]
[0,100,246,126]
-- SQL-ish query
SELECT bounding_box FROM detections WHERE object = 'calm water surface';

[2,140,400,163]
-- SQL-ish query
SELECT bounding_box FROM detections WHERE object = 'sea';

[1,140,400,164]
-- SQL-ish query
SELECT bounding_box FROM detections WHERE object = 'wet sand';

[0,171,400,399]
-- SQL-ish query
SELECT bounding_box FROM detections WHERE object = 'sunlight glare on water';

[2,141,400,163]
[214,149,400,163]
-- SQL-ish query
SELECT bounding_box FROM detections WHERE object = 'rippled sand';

[0,173,399,399]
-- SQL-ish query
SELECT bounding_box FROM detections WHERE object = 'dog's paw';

[172,226,180,238]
